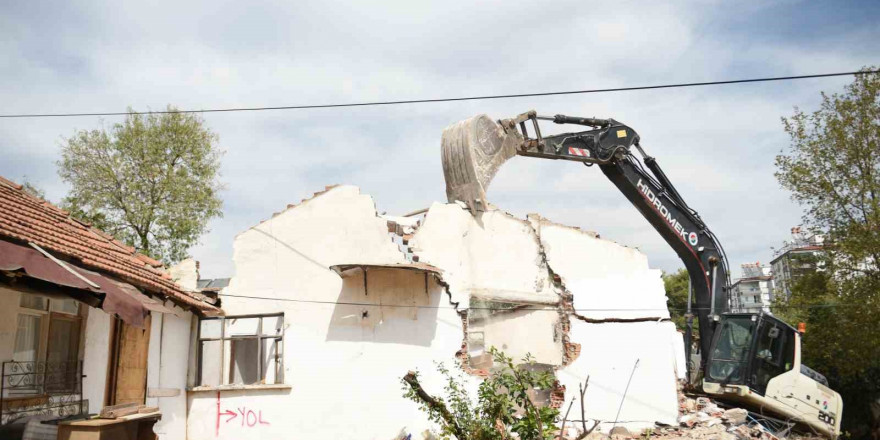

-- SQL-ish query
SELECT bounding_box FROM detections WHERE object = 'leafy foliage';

[662,268,689,330]
[776,67,879,277]
[58,107,223,264]
[774,67,880,437]
[402,348,560,440]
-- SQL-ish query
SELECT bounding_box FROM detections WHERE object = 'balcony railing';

[1,360,85,425]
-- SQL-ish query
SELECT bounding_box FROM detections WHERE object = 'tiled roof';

[0,176,220,315]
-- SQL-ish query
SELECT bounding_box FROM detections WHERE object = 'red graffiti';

[215,392,270,436]
[220,409,237,423]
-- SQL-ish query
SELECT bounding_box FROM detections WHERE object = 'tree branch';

[403,371,467,440]
[575,377,598,440]
[559,399,574,440]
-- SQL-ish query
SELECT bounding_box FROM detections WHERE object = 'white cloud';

[0,0,877,280]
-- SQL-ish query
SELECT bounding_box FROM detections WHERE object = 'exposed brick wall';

[550,381,566,409]
[455,310,491,377]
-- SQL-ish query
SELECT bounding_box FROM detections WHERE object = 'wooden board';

[112,314,151,406]
[57,412,161,440]
[99,402,140,419]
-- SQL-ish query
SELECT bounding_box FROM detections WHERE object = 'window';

[197,313,284,387]
[12,294,82,393]
[13,314,42,362]
[709,316,754,383]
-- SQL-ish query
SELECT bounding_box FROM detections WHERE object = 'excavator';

[440,110,842,437]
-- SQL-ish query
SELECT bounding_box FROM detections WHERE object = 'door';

[107,314,152,406]
[748,319,795,395]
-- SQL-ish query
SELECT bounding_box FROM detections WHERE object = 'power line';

[217,292,860,312]
[2,70,876,119]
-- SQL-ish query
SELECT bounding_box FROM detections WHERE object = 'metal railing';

[0,360,85,425]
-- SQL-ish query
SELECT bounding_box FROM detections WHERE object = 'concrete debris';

[610,426,633,439]
[636,394,827,440]
[722,408,749,426]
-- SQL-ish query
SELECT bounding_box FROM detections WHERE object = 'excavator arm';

[440,111,843,436]
[443,110,730,378]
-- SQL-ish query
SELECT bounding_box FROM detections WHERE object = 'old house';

[0,176,220,439]
[185,185,685,440]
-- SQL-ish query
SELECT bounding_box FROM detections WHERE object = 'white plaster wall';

[558,321,681,433]
[82,307,112,414]
[169,258,199,291]
[188,271,465,440]
[187,187,468,440]
[670,330,687,380]
[535,216,683,432]
[146,307,194,440]
[532,217,669,320]
[412,203,558,306]
[225,186,407,308]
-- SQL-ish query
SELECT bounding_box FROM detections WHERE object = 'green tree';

[662,268,689,330]
[402,348,567,440]
[58,107,223,264]
[774,67,879,437]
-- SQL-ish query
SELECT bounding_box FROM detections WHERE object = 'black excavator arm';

[501,111,730,377]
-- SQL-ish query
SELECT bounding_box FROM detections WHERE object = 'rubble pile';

[633,395,827,440]
[564,393,827,440]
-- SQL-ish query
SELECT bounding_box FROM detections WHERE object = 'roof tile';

[0,176,220,315]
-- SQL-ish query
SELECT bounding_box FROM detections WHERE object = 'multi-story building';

[730,263,774,314]
[770,226,825,300]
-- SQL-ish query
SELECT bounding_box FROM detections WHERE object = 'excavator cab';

[706,313,797,392]
[704,313,842,437]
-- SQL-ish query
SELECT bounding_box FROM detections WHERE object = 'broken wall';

[185,186,467,440]
[412,204,683,433]
[186,185,685,439]
[411,204,558,307]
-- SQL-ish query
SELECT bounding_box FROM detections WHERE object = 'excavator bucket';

[441,114,522,211]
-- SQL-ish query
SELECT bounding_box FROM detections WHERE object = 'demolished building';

[184,184,686,440]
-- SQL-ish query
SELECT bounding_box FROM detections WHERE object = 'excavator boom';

[442,111,729,370]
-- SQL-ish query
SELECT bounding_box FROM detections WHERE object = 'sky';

[1,0,878,279]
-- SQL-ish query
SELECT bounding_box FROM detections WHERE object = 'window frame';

[196,313,284,387]
[11,294,82,395]
[13,311,45,363]
[44,312,82,393]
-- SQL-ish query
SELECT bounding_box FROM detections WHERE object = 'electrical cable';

[1,70,876,119]
[216,292,861,312]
